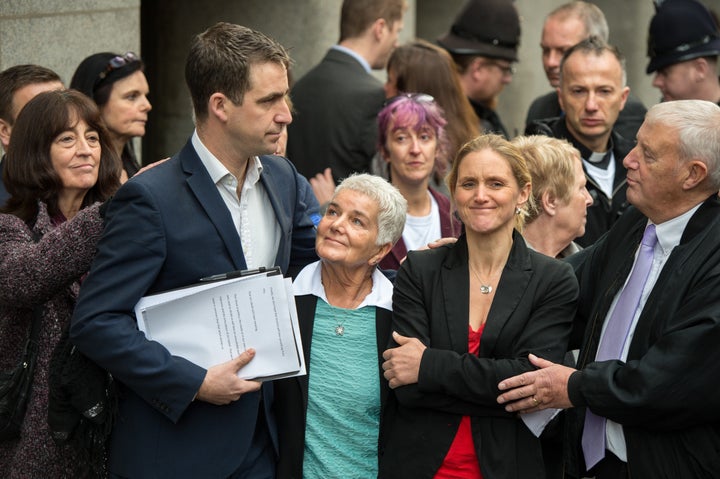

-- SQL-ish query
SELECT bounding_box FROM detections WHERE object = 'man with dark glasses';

[437,0,520,139]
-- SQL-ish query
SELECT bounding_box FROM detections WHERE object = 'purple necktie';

[582,224,657,470]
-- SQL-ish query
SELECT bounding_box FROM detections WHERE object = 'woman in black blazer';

[380,134,579,479]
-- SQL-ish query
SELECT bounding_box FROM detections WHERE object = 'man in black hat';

[647,0,720,104]
[437,0,520,139]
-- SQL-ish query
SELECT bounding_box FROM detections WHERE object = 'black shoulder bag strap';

[0,228,44,440]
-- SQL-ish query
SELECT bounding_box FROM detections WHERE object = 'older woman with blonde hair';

[380,134,578,478]
[275,174,407,479]
[512,135,593,258]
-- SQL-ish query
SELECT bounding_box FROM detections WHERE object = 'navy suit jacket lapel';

[180,141,247,270]
[259,158,290,265]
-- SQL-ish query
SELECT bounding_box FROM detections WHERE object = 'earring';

[515,207,521,215]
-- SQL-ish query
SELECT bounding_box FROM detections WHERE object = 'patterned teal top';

[303,299,380,479]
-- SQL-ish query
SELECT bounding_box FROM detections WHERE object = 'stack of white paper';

[134,269,305,381]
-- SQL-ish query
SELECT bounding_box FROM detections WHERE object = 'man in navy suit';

[71,23,319,478]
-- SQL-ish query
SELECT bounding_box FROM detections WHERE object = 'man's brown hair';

[185,22,290,122]
[0,64,61,124]
[339,0,406,41]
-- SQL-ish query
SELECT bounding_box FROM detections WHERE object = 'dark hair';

[560,36,627,86]
[2,90,121,223]
[185,22,290,122]
[340,0,406,41]
[0,64,62,124]
[70,52,145,176]
[70,52,144,107]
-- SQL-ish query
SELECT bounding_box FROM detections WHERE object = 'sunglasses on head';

[98,52,140,80]
[384,93,435,107]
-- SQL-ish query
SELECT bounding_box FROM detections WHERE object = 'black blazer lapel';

[180,141,247,270]
[441,236,472,353]
[444,233,533,357]
[295,294,317,410]
[375,306,393,404]
[482,233,533,357]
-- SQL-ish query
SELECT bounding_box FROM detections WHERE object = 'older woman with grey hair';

[274,173,407,479]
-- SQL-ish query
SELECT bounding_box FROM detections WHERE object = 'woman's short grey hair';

[646,100,720,189]
[333,173,407,246]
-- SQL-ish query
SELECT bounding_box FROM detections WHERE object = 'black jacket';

[286,48,385,181]
[470,99,509,139]
[379,232,578,479]
[525,117,634,247]
[565,196,720,478]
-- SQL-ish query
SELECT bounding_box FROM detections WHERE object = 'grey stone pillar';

[0,1,140,154]
[0,1,140,83]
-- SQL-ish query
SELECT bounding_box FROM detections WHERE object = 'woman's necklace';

[322,268,373,336]
[335,321,346,336]
[470,265,499,294]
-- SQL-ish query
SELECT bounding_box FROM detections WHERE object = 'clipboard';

[134,267,305,381]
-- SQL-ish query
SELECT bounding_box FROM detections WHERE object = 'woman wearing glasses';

[0,90,120,478]
[71,51,152,182]
[376,94,461,270]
